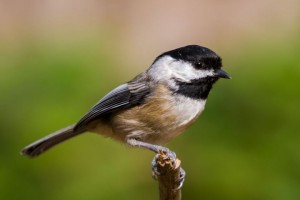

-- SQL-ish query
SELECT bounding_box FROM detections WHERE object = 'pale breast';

[159,94,206,143]
[91,84,206,145]
[172,95,206,127]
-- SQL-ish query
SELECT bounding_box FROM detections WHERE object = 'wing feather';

[74,73,150,131]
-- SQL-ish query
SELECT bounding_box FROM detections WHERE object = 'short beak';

[215,69,231,79]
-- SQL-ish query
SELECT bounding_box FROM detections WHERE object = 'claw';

[126,139,185,188]
[151,148,186,190]
[158,147,177,162]
[151,154,161,178]
[174,167,186,190]
[151,148,176,178]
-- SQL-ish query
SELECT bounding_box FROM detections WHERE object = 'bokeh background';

[1,0,300,199]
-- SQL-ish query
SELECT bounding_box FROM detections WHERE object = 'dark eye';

[195,62,204,69]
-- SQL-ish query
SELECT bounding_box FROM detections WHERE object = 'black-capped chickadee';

[21,45,230,184]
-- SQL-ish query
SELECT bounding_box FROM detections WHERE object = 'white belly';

[173,95,206,126]
[160,95,206,143]
[92,90,207,145]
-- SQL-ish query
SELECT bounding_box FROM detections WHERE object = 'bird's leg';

[127,138,177,159]
[127,138,185,189]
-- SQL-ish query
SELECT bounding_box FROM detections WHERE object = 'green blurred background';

[1,1,300,199]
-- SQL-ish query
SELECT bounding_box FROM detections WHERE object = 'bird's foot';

[176,167,186,190]
[151,147,185,190]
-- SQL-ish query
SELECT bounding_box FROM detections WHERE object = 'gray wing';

[74,74,150,132]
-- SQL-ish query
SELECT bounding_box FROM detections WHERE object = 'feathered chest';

[138,84,206,129]
[138,85,206,136]
[139,85,206,143]
[170,95,206,127]
[106,84,206,144]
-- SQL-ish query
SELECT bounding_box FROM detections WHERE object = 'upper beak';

[214,69,231,79]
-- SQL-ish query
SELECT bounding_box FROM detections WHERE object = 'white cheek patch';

[148,56,177,88]
[148,56,215,88]
[148,56,173,81]
[169,60,214,82]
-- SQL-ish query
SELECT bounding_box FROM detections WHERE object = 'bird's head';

[148,45,231,99]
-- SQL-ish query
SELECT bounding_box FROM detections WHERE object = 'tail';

[21,124,84,158]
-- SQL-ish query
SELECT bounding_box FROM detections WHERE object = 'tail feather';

[21,124,84,158]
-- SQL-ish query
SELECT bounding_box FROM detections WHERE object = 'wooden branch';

[154,150,182,200]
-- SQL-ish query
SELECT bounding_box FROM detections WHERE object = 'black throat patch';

[175,78,218,100]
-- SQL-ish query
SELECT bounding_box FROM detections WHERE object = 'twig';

[154,150,182,200]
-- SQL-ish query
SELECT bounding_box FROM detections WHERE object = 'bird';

[21,45,230,187]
